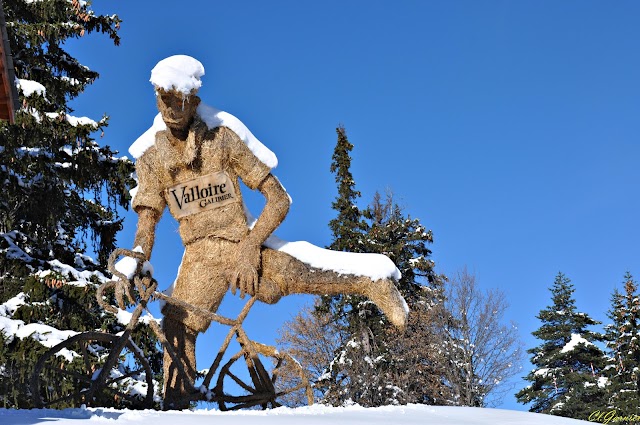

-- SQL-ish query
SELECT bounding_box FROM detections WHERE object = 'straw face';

[155,89,201,132]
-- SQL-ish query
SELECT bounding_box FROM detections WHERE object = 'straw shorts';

[161,236,298,333]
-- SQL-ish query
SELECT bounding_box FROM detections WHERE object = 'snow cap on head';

[150,55,205,95]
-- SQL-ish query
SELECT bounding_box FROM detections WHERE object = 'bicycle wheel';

[214,340,312,410]
[31,331,155,409]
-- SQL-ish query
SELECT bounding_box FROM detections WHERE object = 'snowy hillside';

[0,404,590,425]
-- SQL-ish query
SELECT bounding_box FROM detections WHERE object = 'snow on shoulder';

[197,103,278,168]
[128,102,277,169]
[128,113,165,159]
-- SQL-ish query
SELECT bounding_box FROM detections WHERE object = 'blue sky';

[67,1,640,410]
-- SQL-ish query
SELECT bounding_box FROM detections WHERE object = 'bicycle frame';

[97,248,312,408]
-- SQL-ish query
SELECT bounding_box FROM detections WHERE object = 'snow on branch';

[0,293,78,353]
[560,333,594,353]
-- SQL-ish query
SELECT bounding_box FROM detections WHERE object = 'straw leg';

[259,248,407,329]
[162,318,197,410]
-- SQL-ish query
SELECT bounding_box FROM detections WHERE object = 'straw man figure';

[131,56,408,409]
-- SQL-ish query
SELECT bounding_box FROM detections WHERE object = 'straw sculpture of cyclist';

[129,55,408,409]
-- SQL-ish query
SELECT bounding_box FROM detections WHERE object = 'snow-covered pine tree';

[0,0,161,408]
[316,126,447,406]
[516,272,607,420]
[319,127,441,334]
[603,272,640,411]
[317,125,367,325]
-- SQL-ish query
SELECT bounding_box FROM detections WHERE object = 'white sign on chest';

[165,171,237,218]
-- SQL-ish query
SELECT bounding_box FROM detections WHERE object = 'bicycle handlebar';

[99,248,257,330]
[99,248,153,316]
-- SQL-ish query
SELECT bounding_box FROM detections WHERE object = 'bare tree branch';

[443,267,524,407]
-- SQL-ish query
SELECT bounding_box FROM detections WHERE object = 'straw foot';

[365,278,408,330]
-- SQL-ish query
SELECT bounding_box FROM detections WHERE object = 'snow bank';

[0,404,590,425]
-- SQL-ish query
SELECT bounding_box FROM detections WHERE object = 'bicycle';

[30,248,313,411]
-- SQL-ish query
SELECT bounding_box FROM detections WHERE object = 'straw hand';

[228,242,261,299]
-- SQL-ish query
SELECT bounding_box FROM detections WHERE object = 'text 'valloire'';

[165,171,237,218]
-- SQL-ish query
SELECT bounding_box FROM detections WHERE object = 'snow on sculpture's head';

[150,55,204,132]
[150,55,205,95]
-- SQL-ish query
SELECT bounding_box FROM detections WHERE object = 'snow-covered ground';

[0,404,590,425]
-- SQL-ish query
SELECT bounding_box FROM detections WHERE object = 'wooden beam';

[0,0,19,124]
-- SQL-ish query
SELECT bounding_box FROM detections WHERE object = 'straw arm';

[243,174,290,248]
[133,207,162,260]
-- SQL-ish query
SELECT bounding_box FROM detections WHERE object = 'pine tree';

[318,193,447,406]
[315,126,446,406]
[516,273,607,420]
[318,126,367,330]
[0,0,161,408]
[603,272,640,411]
[320,127,441,334]
[362,191,442,305]
[327,125,365,253]
[0,0,128,266]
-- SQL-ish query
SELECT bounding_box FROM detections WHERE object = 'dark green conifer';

[318,125,367,333]
[328,125,366,252]
[0,0,161,408]
[516,273,607,420]
[317,126,444,406]
[603,272,640,411]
